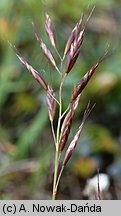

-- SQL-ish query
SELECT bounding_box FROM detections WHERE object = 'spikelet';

[66,46,80,75]
[59,95,80,152]
[65,29,86,75]
[71,62,100,102]
[64,15,83,57]
[45,13,56,49]
[65,8,95,75]
[14,49,48,91]
[71,48,108,103]
[62,102,94,167]
[32,23,58,71]
[46,85,56,122]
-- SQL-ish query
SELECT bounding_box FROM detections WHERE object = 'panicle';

[45,13,56,49]
[46,85,56,122]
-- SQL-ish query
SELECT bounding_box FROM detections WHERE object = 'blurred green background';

[0,0,121,199]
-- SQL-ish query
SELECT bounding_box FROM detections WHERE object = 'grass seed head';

[15,51,48,91]
[47,85,56,122]
[32,23,58,70]
[45,13,56,49]
[62,102,94,166]
[59,95,80,152]
[64,15,83,57]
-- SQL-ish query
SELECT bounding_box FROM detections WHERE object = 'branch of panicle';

[62,102,95,167]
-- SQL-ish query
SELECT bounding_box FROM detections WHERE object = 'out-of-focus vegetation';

[0,0,121,199]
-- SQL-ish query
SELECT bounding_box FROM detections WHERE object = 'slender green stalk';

[56,75,66,146]
[52,75,66,200]
[55,165,64,193]
[60,105,70,119]
[56,67,61,75]
[52,149,59,200]
[56,84,62,143]
[49,92,60,105]
[52,84,62,199]
[51,122,56,147]
[55,48,62,62]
